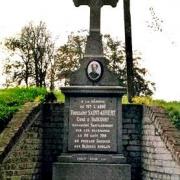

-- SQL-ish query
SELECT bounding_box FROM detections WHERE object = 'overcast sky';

[0,0,180,101]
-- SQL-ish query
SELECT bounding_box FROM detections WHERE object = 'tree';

[5,37,33,87]
[4,21,54,87]
[54,31,86,84]
[104,35,155,96]
[55,32,155,96]
[3,58,15,87]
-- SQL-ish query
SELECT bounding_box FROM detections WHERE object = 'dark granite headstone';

[68,97,117,152]
[53,0,131,179]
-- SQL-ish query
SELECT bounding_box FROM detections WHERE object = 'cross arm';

[73,0,89,7]
[103,0,119,7]
[73,0,119,7]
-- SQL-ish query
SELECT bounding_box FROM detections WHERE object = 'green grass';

[132,96,180,129]
[53,90,65,102]
[0,87,47,131]
[153,100,180,129]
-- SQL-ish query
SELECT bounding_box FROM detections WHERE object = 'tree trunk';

[50,67,55,91]
[123,0,134,103]
[34,55,40,87]
[25,63,29,87]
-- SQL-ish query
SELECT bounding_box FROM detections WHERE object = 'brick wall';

[141,106,180,180]
[0,102,42,180]
[122,105,143,180]
[0,103,64,180]
[0,103,179,180]
[41,103,64,179]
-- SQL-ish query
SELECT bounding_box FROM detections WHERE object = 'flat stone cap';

[73,0,119,7]
[61,86,126,97]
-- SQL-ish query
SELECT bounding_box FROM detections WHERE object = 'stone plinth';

[52,86,131,180]
[53,163,131,180]
[60,86,125,154]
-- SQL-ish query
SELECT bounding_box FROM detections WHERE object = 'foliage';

[4,21,54,87]
[132,96,180,129]
[54,31,87,84]
[104,35,155,96]
[0,87,47,131]
[131,96,154,105]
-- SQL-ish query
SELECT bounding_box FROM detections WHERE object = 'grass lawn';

[0,87,47,131]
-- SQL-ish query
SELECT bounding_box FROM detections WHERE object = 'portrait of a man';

[87,60,102,81]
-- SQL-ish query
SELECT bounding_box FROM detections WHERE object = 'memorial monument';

[53,0,131,179]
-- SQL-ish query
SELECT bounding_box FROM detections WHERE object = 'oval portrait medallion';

[87,60,103,82]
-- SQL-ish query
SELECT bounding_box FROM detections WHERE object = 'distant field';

[0,87,47,131]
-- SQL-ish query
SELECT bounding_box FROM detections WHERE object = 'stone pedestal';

[53,163,131,180]
[52,86,131,180]
[60,86,125,154]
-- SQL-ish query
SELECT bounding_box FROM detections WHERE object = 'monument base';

[53,162,131,180]
[58,153,127,164]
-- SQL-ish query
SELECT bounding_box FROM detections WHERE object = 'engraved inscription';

[68,97,117,152]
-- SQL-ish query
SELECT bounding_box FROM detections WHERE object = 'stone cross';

[73,0,118,35]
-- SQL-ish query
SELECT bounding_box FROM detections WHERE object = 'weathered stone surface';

[68,97,118,152]
[61,86,125,155]
[53,163,131,180]
[58,153,126,164]
[85,33,104,56]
